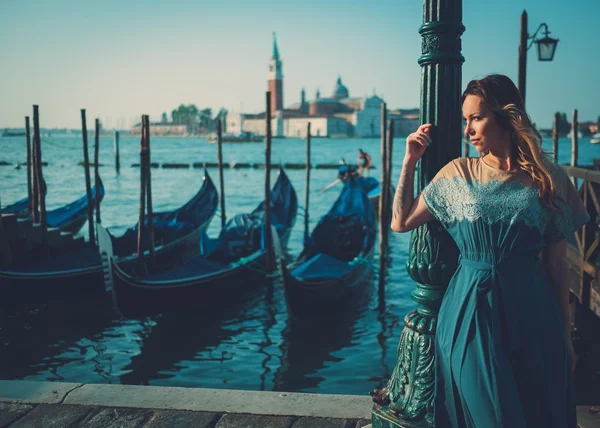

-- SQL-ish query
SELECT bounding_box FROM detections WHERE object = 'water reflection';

[0,298,115,380]
[119,287,266,385]
[274,275,372,391]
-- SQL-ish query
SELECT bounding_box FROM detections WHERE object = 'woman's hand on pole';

[405,124,432,164]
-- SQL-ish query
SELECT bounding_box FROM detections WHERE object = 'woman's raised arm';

[391,124,435,233]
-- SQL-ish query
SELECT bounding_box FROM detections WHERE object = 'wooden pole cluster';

[304,122,312,244]
[33,105,47,248]
[571,109,579,186]
[552,112,560,163]
[114,130,121,173]
[137,116,155,263]
[81,109,95,245]
[216,119,226,228]
[264,92,274,272]
[94,119,101,225]
[25,117,32,214]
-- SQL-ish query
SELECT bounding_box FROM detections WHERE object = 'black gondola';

[98,168,298,314]
[2,177,105,234]
[282,174,377,312]
[0,172,218,303]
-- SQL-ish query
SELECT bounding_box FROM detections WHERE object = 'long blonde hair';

[463,74,559,210]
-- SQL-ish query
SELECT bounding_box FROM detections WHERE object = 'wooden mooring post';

[94,118,101,225]
[33,105,47,249]
[0,196,12,267]
[114,130,120,173]
[304,122,312,244]
[264,92,274,272]
[31,127,39,224]
[144,115,155,264]
[81,109,95,245]
[216,119,226,228]
[571,109,579,186]
[378,103,389,290]
[137,116,148,260]
[25,117,32,214]
[552,112,560,163]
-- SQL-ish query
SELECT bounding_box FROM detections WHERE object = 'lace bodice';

[421,157,589,246]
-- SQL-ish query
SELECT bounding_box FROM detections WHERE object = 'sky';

[1,0,598,130]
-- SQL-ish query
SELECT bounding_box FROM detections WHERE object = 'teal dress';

[421,157,589,428]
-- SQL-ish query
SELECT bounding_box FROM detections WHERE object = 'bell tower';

[268,32,283,114]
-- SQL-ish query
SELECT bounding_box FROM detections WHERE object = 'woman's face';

[462,94,511,154]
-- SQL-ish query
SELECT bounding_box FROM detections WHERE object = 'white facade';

[226,113,243,135]
[287,117,328,138]
[353,96,383,137]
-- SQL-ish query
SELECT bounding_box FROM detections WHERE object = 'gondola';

[2,177,105,234]
[98,168,298,314]
[281,174,377,312]
[0,172,218,303]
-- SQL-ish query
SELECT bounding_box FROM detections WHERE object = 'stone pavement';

[0,380,598,427]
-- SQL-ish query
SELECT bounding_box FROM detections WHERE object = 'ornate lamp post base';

[372,406,431,428]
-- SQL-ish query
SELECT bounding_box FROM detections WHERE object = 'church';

[226,34,385,138]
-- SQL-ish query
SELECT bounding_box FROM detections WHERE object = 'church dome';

[331,77,349,100]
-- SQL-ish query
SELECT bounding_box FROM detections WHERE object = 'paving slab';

[0,403,35,428]
[0,380,82,404]
[577,406,600,428]
[216,413,296,428]
[291,416,355,428]
[146,410,220,428]
[64,383,372,419]
[76,407,154,428]
[9,403,93,428]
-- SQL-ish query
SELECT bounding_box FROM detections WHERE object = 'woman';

[391,74,588,427]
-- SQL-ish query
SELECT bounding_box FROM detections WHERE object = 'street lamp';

[518,10,559,105]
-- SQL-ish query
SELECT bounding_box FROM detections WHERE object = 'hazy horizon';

[1,0,598,130]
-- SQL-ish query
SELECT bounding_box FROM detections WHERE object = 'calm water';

[0,134,598,396]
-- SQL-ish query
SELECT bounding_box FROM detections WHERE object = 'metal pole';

[216,119,226,228]
[372,0,464,424]
[81,109,95,245]
[304,122,311,244]
[518,10,528,106]
[264,92,274,272]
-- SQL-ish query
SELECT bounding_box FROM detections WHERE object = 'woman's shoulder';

[438,157,477,177]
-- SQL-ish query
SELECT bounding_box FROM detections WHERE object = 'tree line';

[553,112,600,137]
[159,105,228,134]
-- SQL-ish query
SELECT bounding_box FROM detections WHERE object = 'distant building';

[230,34,414,138]
[389,108,420,137]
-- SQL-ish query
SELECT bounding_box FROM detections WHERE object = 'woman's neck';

[485,151,519,172]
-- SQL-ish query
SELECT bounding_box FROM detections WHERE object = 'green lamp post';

[518,10,559,106]
[371,0,464,426]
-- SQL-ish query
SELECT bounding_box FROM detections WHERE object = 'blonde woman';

[391,74,588,428]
